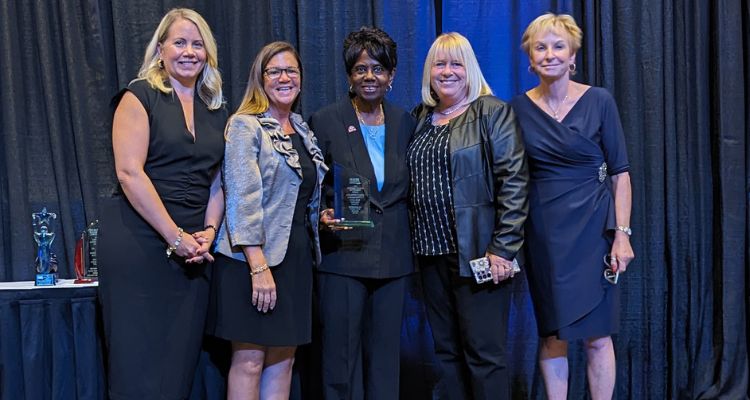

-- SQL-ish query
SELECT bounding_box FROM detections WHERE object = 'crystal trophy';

[74,220,99,283]
[32,207,58,286]
[332,162,374,228]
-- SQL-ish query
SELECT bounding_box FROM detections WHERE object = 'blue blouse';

[359,123,385,191]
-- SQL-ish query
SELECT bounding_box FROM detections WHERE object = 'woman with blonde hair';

[209,41,327,399]
[409,32,528,399]
[510,13,634,399]
[98,8,226,399]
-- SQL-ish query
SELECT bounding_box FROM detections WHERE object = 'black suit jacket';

[309,99,415,279]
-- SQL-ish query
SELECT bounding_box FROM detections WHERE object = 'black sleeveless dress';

[98,79,226,399]
[209,131,316,346]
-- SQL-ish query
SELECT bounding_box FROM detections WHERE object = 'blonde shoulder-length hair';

[420,32,492,107]
[137,8,223,110]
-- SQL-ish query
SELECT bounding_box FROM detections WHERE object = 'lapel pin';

[347,125,357,133]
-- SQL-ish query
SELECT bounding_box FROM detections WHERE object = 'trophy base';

[74,278,96,284]
[338,220,375,228]
[35,273,57,286]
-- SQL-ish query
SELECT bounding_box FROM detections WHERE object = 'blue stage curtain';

[441,0,573,100]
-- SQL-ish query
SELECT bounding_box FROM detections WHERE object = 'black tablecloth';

[0,281,105,399]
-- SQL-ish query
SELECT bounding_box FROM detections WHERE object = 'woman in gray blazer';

[209,41,327,399]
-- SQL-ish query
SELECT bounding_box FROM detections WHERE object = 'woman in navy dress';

[98,8,226,399]
[510,13,634,399]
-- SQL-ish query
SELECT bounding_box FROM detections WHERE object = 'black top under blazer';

[309,99,416,279]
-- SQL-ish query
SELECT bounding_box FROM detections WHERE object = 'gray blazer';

[214,112,328,267]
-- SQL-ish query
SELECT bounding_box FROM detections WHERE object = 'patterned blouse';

[407,114,458,255]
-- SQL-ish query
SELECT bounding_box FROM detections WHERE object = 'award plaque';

[332,163,374,228]
[74,220,99,283]
[32,207,58,286]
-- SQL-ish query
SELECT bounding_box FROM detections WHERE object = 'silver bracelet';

[615,226,632,236]
[166,228,184,257]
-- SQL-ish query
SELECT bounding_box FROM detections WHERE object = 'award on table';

[74,220,99,283]
[32,207,58,286]
[332,162,374,228]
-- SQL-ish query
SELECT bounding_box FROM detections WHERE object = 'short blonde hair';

[137,8,223,110]
[520,13,582,57]
[234,41,303,116]
[420,32,492,107]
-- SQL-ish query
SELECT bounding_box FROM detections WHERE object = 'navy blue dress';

[510,87,629,340]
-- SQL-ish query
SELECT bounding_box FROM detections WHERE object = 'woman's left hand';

[609,233,634,273]
[186,229,216,263]
[486,252,515,284]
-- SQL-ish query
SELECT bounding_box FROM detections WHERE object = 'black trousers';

[317,271,409,400]
[419,254,512,400]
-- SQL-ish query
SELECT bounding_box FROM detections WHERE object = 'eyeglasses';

[351,65,387,77]
[603,254,619,285]
[264,67,300,80]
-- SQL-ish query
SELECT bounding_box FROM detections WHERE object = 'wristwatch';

[615,226,632,236]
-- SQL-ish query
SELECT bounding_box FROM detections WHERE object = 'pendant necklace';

[544,94,569,121]
[353,100,384,139]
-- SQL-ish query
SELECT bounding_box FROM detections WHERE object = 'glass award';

[332,162,374,228]
[32,207,58,286]
[74,220,99,283]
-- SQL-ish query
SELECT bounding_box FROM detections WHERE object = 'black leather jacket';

[412,96,529,277]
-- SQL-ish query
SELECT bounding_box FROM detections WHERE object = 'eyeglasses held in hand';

[603,254,619,285]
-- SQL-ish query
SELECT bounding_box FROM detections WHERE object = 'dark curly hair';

[343,27,398,75]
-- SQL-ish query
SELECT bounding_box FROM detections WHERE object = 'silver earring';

[348,84,353,93]
[158,59,165,69]
[387,83,393,92]
[528,65,535,74]
[569,63,577,75]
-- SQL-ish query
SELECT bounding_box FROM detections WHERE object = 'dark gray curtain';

[572,1,747,398]
[0,0,748,399]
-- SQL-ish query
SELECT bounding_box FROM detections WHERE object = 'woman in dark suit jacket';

[308,27,415,400]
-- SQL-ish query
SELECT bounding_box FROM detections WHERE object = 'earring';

[569,63,577,75]
[527,65,535,74]
[158,59,164,70]
[348,84,353,93]
[387,83,393,92]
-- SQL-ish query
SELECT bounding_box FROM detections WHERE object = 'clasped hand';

[172,228,216,264]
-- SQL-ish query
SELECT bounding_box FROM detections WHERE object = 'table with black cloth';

[0,279,105,399]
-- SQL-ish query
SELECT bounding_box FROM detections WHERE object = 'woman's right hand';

[251,268,277,313]
[320,208,352,231]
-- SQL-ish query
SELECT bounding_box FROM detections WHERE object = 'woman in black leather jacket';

[407,32,528,400]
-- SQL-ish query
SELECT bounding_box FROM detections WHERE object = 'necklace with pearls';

[437,98,469,115]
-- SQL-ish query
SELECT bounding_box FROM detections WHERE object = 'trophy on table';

[332,163,374,228]
[74,220,99,283]
[32,207,58,286]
